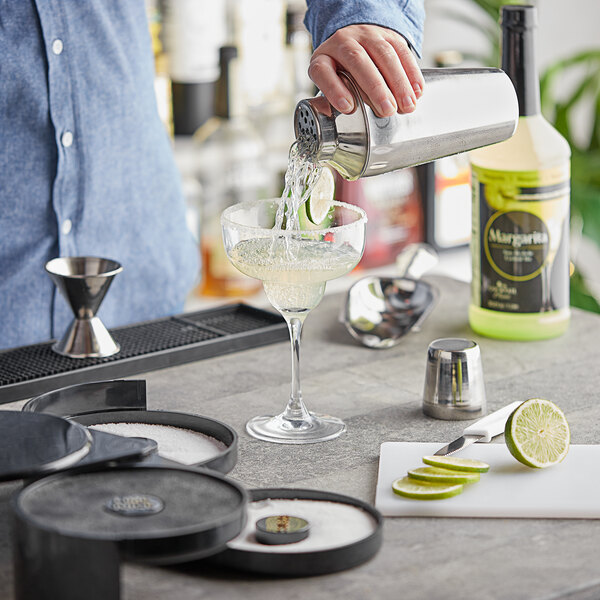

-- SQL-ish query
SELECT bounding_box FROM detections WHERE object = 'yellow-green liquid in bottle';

[468,5,571,340]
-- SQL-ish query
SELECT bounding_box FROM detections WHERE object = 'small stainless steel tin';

[422,338,486,420]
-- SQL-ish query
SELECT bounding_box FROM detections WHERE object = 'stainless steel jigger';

[422,338,486,420]
[45,257,123,358]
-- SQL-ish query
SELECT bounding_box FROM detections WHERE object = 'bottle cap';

[501,5,537,30]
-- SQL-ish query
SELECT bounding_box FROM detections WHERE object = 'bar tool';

[13,463,247,600]
[294,68,518,179]
[433,401,523,456]
[45,256,122,358]
[422,338,486,420]
[214,488,383,576]
[24,379,239,474]
[342,244,439,348]
[0,303,287,404]
[0,411,92,481]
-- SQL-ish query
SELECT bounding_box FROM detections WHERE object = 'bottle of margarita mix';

[469,5,571,340]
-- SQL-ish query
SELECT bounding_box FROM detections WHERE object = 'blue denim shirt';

[0,0,424,350]
[0,0,198,349]
[306,0,425,56]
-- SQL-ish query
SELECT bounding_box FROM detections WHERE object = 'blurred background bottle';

[335,169,424,270]
[162,0,227,135]
[193,46,268,297]
[419,51,472,252]
[145,0,174,136]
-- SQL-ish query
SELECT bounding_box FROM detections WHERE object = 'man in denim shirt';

[0,0,424,349]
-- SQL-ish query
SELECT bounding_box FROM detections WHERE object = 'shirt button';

[61,219,72,235]
[61,131,73,148]
[52,39,64,55]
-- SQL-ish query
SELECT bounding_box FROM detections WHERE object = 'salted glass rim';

[221,199,367,236]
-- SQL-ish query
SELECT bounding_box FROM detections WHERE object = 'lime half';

[422,456,490,473]
[407,466,480,484]
[392,477,463,500]
[305,167,335,225]
[504,398,570,469]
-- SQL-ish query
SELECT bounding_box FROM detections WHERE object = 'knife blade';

[434,401,523,456]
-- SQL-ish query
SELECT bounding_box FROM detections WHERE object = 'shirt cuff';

[305,0,425,58]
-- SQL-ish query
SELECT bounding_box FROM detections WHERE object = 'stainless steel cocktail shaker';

[293,68,518,180]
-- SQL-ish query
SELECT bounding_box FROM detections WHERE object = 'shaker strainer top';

[294,102,320,156]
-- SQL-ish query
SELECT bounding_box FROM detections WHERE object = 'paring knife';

[434,401,523,456]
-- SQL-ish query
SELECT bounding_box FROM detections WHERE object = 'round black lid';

[14,464,247,564]
[0,411,91,481]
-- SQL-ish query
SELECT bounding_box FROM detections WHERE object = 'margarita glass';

[221,198,367,443]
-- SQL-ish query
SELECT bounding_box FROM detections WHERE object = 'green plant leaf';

[570,268,600,314]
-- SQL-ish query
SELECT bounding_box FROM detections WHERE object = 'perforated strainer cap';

[293,72,370,180]
[294,96,335,160]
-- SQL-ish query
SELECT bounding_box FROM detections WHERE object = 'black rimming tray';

[0,304,287,404]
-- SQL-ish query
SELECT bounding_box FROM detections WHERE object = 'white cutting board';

[375,442,600,518]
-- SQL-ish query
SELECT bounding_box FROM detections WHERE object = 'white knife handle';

[462,401,523,442]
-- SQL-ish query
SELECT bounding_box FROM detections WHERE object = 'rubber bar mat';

[0,304,287,404]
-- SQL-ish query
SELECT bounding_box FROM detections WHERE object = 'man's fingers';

[362,37,416,113]
[386,33,425,100]
[327,37,399,117]
[308,54,355,113]
[308,25,425,118]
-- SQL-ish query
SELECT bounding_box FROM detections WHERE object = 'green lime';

[504,398,570,469]
[392,477,464,500]
[407,466,480,484]
[422,456,490,473]
[305,167,335,225]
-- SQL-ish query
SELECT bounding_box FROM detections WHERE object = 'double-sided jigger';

[45,256,122,358]
[422,338,486,420]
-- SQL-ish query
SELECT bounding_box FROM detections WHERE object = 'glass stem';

[282,316,312,423]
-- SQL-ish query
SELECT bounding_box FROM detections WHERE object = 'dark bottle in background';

[161,0,227,135]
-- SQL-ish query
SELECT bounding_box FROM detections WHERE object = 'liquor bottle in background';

[285,1,316,107]
[145,1,173,136]
[421,51,472,251]
[194,46,267,298]
[162,0,227,135]
[335,169,424,270]
[228,0,286,110]
[469,5,571,340]
[259,1,316,196]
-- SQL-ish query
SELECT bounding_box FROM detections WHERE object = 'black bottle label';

[472,165,570,313]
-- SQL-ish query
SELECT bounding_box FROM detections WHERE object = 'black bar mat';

[0,304,287,404]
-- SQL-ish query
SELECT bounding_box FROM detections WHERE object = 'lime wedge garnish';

[392,477,464,500]
[504,398,570,468]
[422,456,490,473]
[407,466,480,484]
[305,167,335,225]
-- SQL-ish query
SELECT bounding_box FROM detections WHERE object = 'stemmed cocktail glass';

[221,198,367,444]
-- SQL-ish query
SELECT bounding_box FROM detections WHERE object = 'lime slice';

[504,398,570,468]
[422,456,490,473]
[392,477,463,500]
[407,466,480,484]
[305,167,335,225]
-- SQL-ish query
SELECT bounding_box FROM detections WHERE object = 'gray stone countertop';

[1,275,599,599]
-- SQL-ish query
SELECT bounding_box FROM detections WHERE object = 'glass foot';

[246,413,346,444]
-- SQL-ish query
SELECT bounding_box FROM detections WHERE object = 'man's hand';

[308,24,424,117]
